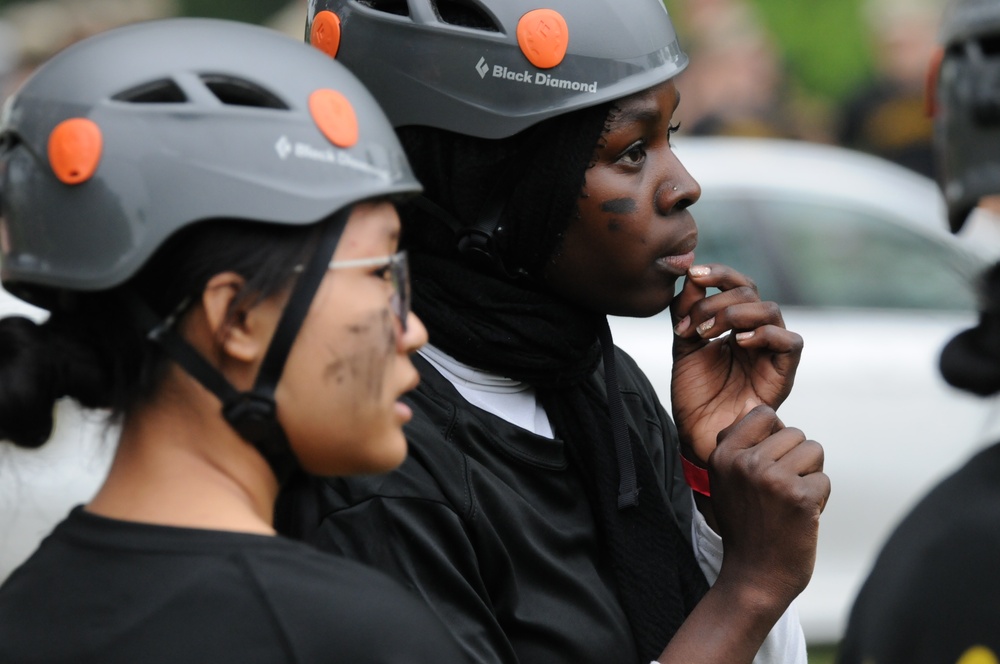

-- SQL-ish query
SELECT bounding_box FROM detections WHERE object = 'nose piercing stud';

[672,186,678,191]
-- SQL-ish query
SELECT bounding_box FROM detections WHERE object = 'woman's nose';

[399,311,428,353]
[655,153,702,215]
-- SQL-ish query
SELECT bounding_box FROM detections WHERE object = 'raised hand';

[670,263,803,462]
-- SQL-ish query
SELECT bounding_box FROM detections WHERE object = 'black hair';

[0,217,328,449]
[397,101,612,280]
[940,260,1000,395]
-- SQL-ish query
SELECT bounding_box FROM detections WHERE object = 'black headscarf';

[398,104,709,662]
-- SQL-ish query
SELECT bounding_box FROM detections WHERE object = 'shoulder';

[243,541,466,662]
[887,442,1000,551]
[842,443,1000,660]
[610,345,666,409]
[869,443,1000,580]
[603,345,675,441]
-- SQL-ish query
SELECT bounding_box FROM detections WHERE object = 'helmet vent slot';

[433,0,499,31]
[980,35,1000,57]
[200,75,288,109]
[356,0,410,17]
[113,78,187,103]
[0,132,20,153]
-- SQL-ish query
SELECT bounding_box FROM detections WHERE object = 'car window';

[692,196,979,311]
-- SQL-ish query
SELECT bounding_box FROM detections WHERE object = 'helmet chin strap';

[411,158,529,281]
[124,209,350,485]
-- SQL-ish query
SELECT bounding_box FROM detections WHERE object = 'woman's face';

[277,201,427,476]
[544,79,701,317]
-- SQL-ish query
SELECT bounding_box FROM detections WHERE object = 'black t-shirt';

[838,442,1000,664]
[0,506,466,663]
[277,351,696,664]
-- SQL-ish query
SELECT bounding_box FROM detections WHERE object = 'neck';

[87,372,278,535]
[409,252,603,387]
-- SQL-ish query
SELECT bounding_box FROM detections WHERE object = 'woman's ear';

[200,272,269,364]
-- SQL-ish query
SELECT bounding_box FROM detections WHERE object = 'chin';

[608,294,673,318]
[297,430,409,477]
[357,431,409,475]
[594,282,675,318]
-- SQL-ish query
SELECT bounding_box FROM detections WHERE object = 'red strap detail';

[681,455,711,497]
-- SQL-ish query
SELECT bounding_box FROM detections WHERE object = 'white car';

[610,137,1000,645]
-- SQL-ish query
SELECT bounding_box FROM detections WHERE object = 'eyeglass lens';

[389,252,410,332]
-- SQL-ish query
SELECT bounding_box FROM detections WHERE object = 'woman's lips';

[657,251,696,275]
[394,400,414,423]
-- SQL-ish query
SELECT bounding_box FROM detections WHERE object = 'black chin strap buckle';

[222,391,296,484]
[457,223,505,262]
[222,392,280,445]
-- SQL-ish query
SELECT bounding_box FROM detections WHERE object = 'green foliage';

[749,0,875,103]
[808,643,839,664]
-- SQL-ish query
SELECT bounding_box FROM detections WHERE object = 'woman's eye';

[667,122,681,146]
[619,141,646,165]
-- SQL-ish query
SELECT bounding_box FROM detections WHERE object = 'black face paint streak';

[339,309,396,409]
[601,198,637,214]
[323,346,346,384]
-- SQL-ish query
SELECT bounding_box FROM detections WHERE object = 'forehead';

[605,80,680,130]
[335,201,402,257]
[347,201,401,237]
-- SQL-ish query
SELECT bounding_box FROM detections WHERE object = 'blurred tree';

[668,0,874,107]
[747,0,874,103]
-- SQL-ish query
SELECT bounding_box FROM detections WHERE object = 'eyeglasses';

[327,250,411,331]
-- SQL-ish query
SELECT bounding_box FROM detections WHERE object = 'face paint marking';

[601,198,637,214]
[322,347,346,384]
[339,310,395,404]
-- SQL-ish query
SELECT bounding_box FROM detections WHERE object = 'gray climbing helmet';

[932,0,1000,232]
[0,17,420,303]
[305,0,689,139]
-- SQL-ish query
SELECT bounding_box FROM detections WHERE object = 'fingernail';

[696,317,715,336]
[736,331,755,341]
[674,316,691,335]
[689,265,710,277]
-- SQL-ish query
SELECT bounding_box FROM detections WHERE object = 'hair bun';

[0,316,60,447]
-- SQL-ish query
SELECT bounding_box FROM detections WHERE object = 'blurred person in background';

[670,0,826,141]
[0,0,178,102]
[838,0,1000,661]
[836,0,947,177]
